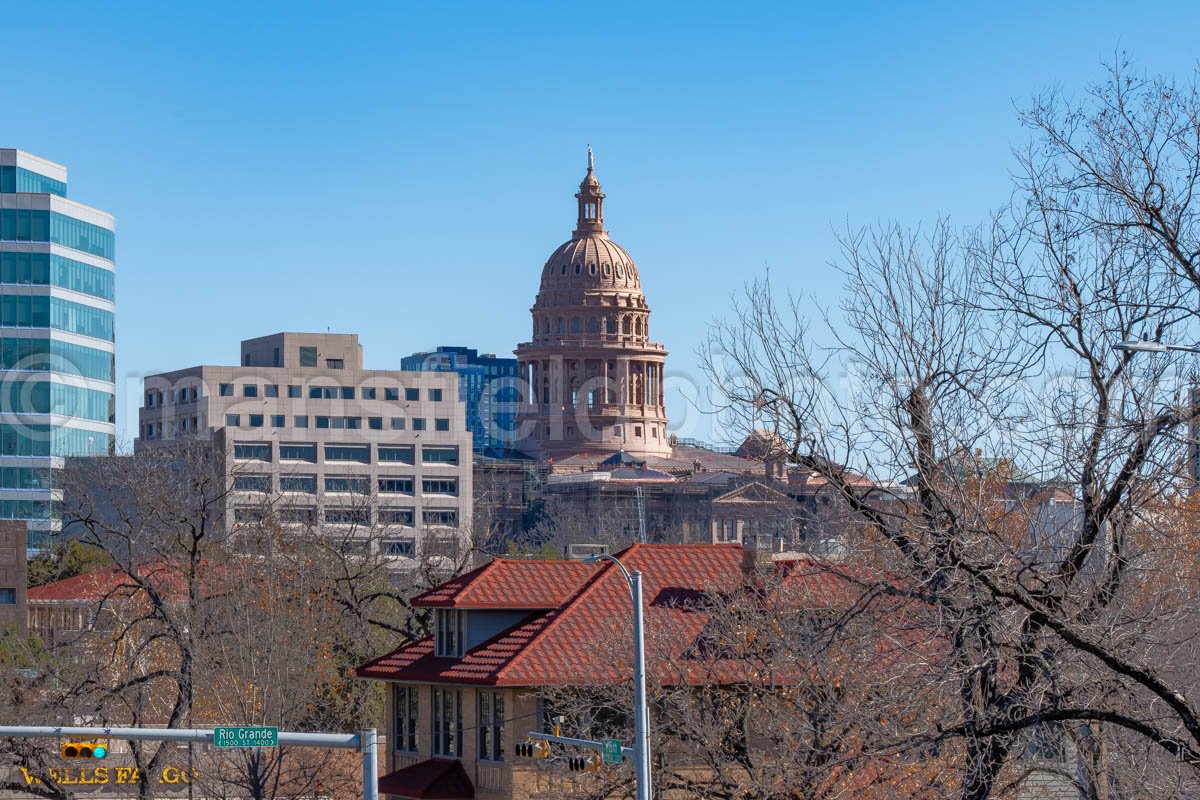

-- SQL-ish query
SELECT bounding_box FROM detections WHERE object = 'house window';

[0,588,16,604]
[432,688,462,757]
[429,388,443,402]
[478,692,504,761]
[299,346,318,367]
[435,609,464,657]
[393,685,418,753]
[435,418,450,432]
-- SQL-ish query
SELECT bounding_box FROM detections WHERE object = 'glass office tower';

[400,347,518,455]
[0,150,115,548]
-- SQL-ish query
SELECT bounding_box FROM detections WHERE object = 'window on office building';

[412,418,426,431]
[435,418,449,431]
[226,414,240,427]
[378,446,415,464]
[219,383,233,397]
[369,417,383,430]
[385,388,400,401]
[300,346,318,367]
[429,388,443,401]
[390,417,406,430]
[405,388,419,401]
[271,415,285,428]
[264,384,279,398]
[243,385,258,397]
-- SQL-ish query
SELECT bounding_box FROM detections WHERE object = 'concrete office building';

[400,346,518,456]
[136,333,473,563]
[0,150,116,549]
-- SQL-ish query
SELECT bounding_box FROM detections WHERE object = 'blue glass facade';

[400,346,519,455]
[0,150,115,545]
[0,166,67,197]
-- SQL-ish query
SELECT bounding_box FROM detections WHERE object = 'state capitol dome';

[515,149,671,460]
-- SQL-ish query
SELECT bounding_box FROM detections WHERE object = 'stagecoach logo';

[19,766,199,786]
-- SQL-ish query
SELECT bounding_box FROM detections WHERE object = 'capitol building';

[514,150,672,460]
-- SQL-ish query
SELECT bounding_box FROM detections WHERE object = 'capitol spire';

[574,146,606,238]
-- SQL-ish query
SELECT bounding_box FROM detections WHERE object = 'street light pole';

[584,553,651,800]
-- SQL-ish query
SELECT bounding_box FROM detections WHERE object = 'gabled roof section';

[360,544,786,687]
[411,558,599,609]
[713,480,795,505]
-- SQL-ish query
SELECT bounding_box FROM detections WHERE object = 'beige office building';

[135,333,473,563]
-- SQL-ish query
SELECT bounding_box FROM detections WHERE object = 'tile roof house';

[356,541,879,800]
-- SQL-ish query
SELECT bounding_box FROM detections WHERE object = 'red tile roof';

[412,559,598,609]
[377,758,474,799]
[358,544,872,688]
[26,561,187,602]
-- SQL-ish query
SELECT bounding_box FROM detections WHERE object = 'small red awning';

[377,758,475,800]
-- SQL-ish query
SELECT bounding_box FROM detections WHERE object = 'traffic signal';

[567,754,601,773]
[61,742,107,759]
[514,741,550,759]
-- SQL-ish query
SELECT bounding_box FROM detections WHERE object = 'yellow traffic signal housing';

[61,742,108,759]
[567,754,602,772]
[514,741,550,759]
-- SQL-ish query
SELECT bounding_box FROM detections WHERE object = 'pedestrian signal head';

[61,742,107,759]
[567,754,602,772]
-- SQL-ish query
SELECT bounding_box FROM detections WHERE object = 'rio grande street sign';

[213,727,278,748]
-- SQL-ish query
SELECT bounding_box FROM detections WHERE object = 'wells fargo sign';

[19,766,200,786]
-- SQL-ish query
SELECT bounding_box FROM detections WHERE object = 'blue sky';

[5,0,1200,446]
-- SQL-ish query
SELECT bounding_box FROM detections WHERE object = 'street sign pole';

[0,726,378,800]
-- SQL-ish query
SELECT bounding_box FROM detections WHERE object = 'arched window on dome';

[575,264,581,275]
[589,263,596,275]
[571,317,581,333]
[606,317,616,335]
[635,318,644,337]
[556,318,564,334]
[542,319,550,335]
[622,317,631,335]
[561,264,567,275]
[587,317,599,334]
[604,264,611,276]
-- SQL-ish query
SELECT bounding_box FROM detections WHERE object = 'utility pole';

[583,552,652,800]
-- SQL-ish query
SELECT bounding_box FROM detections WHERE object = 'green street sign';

[213,726,278,748]
[601,738,622,764]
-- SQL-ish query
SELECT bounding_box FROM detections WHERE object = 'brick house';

[355,541,899,800]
